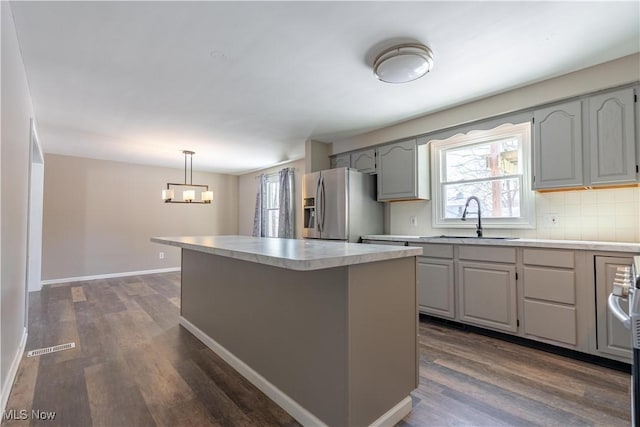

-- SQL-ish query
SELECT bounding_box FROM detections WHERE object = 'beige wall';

[1,1,34,405]
[334,53,640,153]
[305,139,330,173]
[42,154,238,281]
[331,54,640,243]
[237,159,306,238]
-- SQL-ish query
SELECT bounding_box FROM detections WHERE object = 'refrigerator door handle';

[315,176,322,232]
[320,177,326,233]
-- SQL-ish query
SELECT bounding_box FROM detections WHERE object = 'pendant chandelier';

[162,150,213,204]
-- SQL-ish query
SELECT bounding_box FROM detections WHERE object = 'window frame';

[430,121,535,229]
[262,173,280,238]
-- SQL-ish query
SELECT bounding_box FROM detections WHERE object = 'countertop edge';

[151,237,422,271]
[361,235,640,253]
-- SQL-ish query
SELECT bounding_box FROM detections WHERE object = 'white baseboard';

[370,396,412,427]
[179,316,327,427]
[1,328,27,415]
[40,267,181,286]
[180,316,413,427]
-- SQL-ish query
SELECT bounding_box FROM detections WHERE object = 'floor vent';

[27,342,76,358]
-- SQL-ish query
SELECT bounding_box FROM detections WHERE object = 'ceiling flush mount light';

[373,43,434,84]
[162,150,212,204]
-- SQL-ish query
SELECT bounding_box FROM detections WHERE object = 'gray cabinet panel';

[417,258,455,319]
[589,88,637,185]
[331,153,350,169]
[523,248,574,268]
[409,243,454,259]
[350,149,376,174]
[458,261,517,333]
[533,100,583,189]
[458,245,516,263]
[523,267,575,304]
[595,255,632,361]
[524,300,577,345]
[376,139,429,201]
[377,139,417,200]
[521,249,579,349]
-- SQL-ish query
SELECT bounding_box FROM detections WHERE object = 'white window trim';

[430,121,536,229]
[263,173,280,237]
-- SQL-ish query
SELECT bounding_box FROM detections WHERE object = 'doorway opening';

[25,119,44,327]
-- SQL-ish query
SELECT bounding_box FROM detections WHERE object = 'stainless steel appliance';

[608,255,640,426]
[302,167,383,242]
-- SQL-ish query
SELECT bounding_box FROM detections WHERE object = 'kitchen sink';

[422,235,519,240]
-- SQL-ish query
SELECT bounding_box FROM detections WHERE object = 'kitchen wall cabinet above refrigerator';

[330,153,350,169]
[350,149,376,174]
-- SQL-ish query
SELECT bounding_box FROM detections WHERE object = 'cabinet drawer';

[523,248,574,268]
[523,267,575,304]
[524,300,577,346]
[458,246,516,263]
[411,243,453,259]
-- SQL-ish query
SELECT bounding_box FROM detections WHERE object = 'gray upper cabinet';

[330,153,350,169]
[588,88,637,185]
[350,149,376,174]
[376,138,429,201]
[533,86,638,190]
[533,100,583,189]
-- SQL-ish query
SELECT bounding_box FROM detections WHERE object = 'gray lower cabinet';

[522,249,578,347]
[415,244,455,319]
[533,100,583,189]
[363,239,634,363]
[457,246,518,333]
[588,87,637,185]
[595,255,633,361]
[350,149,376,174]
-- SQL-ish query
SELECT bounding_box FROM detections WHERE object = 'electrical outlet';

[543,214,559,227]
[409,216,417,227]
[159,252,165,259]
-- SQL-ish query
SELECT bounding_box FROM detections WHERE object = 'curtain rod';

[254,167,297,179]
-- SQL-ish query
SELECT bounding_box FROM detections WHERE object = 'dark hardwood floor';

[3,272,631,426]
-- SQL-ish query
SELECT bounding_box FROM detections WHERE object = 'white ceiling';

[9,1,640,174]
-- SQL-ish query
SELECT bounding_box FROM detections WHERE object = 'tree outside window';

[432,121,534,229]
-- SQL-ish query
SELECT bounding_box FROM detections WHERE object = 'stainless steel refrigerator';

[302,167,383,242]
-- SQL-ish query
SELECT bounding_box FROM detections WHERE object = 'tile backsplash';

[388,187,640,243]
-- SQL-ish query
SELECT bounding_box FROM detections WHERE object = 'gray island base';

[151,236,422,426]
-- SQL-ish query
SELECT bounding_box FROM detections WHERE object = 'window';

[263,173,280,237]
[253,167,295,239]
[431,121,534,228]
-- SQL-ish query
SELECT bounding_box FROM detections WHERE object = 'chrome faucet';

[461,196,483,237]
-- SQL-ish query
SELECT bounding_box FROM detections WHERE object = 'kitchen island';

[151,235,422,427]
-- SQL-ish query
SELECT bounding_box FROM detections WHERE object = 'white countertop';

[362,235,640,253]
[151,235,422,271]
